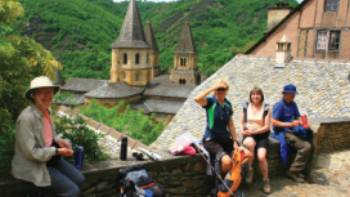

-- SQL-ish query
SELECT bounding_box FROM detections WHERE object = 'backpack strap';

[208,102,217,130]
[242,102,249,124]
[263,103,270,119]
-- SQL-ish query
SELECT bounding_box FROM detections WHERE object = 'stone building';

[59,0,201,116]
[170,22,201,85]
[145,22,161,77]
[110,0,154,86]
[247,0,350,60]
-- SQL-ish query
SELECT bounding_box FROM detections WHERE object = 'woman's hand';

[56,139,72,149]
[241,129,253,136]
[57,148,74,157]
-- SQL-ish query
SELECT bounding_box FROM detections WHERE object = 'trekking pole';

[192,142,235,197]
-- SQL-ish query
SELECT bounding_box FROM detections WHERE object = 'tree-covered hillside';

[18,0,297,79]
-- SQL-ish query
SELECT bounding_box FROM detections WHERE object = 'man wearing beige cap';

[11,76,85,196]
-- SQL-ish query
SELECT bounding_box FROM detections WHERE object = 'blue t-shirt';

[272,99,300,132]
[203,96,233,142]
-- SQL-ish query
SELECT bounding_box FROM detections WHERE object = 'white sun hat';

[25,76,60,100]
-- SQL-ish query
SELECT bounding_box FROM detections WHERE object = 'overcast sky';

[113,0,304,3]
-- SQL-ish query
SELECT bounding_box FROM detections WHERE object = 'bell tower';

[170,22,200,85]
[110,0,153,86]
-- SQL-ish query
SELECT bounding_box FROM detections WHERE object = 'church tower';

[110,0,153,86]
[144,22,160,77]
[170,22,201,85]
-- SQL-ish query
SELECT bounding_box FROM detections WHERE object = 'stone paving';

[153,55,350,150]
[244,150,350,197]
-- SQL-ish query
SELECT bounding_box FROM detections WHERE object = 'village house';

[247,0,350,60]
[58,0,201,118]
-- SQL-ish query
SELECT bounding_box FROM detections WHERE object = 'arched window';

[123,53,128,65]
[135,53,140,65]
[180,57,187,67]
[179,79,187,85]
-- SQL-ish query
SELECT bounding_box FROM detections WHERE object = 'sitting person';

[239,87,271,193]
[194,80,239,178]
[271,84,313,183]
[11,76,85,197]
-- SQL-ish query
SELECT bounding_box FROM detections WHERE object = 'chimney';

[275,35,291,68]
[267,2,292,31]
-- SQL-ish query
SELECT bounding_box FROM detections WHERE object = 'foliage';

[0,0,63,173]
[54,114,108,161]
[54,91,81,106]
[0,0,62,133]
[80,100,164,145]
[0,128,15,171]
[18,0,297,78]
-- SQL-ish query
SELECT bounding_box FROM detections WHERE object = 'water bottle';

[74,145,84,171]
[120,136,128,161]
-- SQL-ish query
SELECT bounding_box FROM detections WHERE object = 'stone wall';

[2,118,350,196]
[83,156,211,197]
[313,117,350,153]
[0,156,211,197]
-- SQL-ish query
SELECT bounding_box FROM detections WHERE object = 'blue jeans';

[44,158,85,197]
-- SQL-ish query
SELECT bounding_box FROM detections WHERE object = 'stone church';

[59,0,201,117]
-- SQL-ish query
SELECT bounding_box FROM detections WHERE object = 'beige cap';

[25,76,59,100]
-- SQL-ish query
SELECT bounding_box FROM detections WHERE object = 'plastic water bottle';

[74,145,84,171]
[120,136,128,161]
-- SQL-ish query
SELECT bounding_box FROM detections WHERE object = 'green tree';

[0,0,62,171]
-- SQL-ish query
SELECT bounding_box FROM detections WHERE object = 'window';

[135,53,140,65]
[329,30,340,50]
[316,30,341,51]
[325,0,339,12]
[179,79,186,85]
[316,31,328,50]
[123,53,128,65]
[180,57,187,67]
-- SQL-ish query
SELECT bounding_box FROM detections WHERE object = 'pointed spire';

[144,21,159,52]
[175,21,196,53]
[112,0,149,49]
[54,70,65,86]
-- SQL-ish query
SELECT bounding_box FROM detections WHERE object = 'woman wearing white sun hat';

[11,76,85,197]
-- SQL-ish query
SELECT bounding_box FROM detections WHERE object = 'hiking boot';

[245,168,254,184]
[262,179,271,194]
[286,171,305,183]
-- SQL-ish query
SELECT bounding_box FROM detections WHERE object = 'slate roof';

[153,55,350,150]
[61,78,107,93]
[134,99,184,114]
[112,0,149,49]
[144,22,159,52]
[175,21,196,54]
[54,70,65,86]
[85,82,144,99]
[144,75,196,99]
